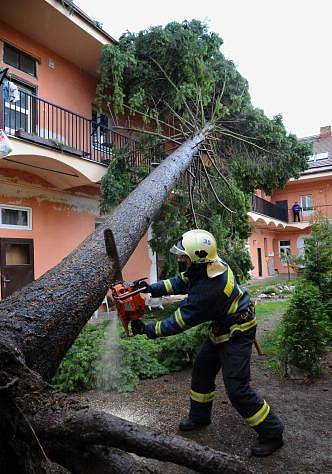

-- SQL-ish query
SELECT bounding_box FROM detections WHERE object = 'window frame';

[3,43,37,77]
[0,204,32,230]
[4,79,37,135]
[300,194,313,212]
[278,240,291,261]
[92,107,113,151]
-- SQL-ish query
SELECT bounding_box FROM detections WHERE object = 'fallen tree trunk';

[1,316,254,474]
[35,408,253,474]
[0,125,212,381]
[44,444,165,474]
[0,126,257,473]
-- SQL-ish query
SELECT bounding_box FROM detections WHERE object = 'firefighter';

[134,229,284,457]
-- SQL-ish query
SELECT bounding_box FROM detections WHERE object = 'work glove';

[131,319,146,336]
[136,279,152,294]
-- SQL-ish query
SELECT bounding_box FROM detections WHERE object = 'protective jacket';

[145,261,256,342]
[145,261,284,441]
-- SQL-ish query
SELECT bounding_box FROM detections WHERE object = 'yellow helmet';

[170,229,218,264]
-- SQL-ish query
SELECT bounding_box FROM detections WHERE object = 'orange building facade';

[0,0,154,299]
[248,125,332,277]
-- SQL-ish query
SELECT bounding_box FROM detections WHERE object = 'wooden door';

[0,238,34,298]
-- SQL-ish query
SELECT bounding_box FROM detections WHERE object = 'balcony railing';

[287,204,332,223]
[0,88,148,167]
[252,195,289,222]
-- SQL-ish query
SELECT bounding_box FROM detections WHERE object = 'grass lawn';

[254,299,289,320]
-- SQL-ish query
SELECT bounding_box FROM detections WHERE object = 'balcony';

[287,204,332,223]
[252,195,288,222]
[1,88,147,168]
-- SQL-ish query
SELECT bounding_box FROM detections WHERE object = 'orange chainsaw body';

[111,281,146,336]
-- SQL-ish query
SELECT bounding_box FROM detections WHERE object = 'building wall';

[249,229,276,278]
[0,20,154,297]
[122,232,153,283]
[271,177,332,222]
[0,169,153,298]
[249,226,312,278]
[0,20,97,117]
[0,169,97,283]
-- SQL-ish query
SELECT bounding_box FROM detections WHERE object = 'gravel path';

[77,311,332,474]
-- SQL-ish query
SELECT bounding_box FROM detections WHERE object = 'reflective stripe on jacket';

[145,262,255,343]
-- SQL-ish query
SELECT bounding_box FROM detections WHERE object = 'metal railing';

[1,88,148,167]
[252,195,289,222]
[288,204,332,223]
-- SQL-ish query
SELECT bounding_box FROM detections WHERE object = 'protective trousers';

[189,328,284,439]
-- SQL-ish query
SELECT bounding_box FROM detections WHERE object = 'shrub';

[302,217,332,313]
[52,322,106,392]
[53,311,209,393]
[279,281,331,376]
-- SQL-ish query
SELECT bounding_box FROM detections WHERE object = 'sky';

[76,0,332,138]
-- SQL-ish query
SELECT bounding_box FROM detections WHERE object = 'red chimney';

[320,125,331,138]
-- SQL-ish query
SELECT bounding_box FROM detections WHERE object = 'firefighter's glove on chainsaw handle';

[131,320,146,336]
[136,280,152,294]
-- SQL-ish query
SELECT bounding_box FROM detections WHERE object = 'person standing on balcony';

[292,201,302,222]
[134,229,284,457]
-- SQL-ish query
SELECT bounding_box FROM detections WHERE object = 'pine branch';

[112,126,183,145]
[199,156,235,213]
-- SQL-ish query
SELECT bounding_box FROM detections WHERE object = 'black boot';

[251,436,283,457]
[179,417,211,432]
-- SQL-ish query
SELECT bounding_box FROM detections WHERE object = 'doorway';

[0,238,34,298]
[275,200,289,222]
[257,247,263,277]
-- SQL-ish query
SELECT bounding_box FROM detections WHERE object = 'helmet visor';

[170,238,187,256]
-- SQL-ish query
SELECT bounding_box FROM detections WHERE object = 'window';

[0,205,32,230]
[5,243,32,265]
[92,108,112,150]
[307,152,328,162]
[300,195,313,211]
[3,44,36,76]
[4,80,36,134]
[95,217,105,229]
[279,240,291,258]
[297,236,306,257]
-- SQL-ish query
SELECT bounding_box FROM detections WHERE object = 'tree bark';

[0,126,256,474]
[44,444,165,474]
[35,408,253,474]
[0,125,212,381]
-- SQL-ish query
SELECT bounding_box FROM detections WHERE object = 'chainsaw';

[110,278,148,336]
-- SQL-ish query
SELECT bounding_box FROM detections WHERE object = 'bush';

[52,323,106,392]
[279,281,331,376]
[302,217,332,313]
[53,310,209,393]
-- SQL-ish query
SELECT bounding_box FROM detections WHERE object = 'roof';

[67,1,118,44]
[302,133,332,173]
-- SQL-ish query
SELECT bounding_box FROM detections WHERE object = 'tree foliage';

[100,146,148,213]
[97,20,312,280]
[97,20,311,193]
[302,217,332,312]
[277,218,332,377]
[279,282,330,376]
